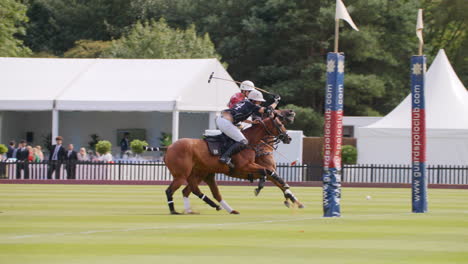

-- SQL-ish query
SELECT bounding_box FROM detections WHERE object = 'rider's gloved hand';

[272,95,281,105]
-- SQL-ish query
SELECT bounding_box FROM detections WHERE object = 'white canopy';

[358,50,468,165]
[0,57,238,112]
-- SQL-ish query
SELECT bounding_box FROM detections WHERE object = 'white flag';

[335,0,359,31]
[416,9,424,44]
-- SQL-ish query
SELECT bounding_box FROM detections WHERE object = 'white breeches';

[215,117,247,143]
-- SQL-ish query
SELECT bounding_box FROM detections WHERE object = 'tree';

[423,0,468,85]
[146,0,421,116]
[20,0,466,118]
[0,0,32,56]
[283,104,323,137]
[64,40,111,58]
[102,19,221,59]
[23,0,136,54]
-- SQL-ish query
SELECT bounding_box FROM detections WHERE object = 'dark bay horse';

[164,112,304,214]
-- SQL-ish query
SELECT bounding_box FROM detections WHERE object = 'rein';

[248,119,286,157]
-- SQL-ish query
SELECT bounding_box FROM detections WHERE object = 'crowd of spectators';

[4,137,113,163]
[2,136,114,179]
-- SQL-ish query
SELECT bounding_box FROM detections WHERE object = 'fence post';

[370,164,374,183]
[342,164,346,182]
[118,161,121,181]
[437,165,441,184]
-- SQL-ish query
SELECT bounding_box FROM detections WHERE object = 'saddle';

[203,130,235,156]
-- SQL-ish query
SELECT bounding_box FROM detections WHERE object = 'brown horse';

[164,111,304,214]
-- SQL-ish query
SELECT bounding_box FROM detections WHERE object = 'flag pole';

[334,19,339,53]
[417,9,424,56]
[411,8,428,213]
[323,0,359,217]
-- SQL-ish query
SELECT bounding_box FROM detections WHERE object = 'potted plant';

[130,139,148,159]
[0,144,8,160]
[159,132,172,148]
[342,145,357,164]
[95,140,112,162]
[88,134,100,151]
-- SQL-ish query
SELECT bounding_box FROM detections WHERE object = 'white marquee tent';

[0,58,238,143]
[358,50,468,165]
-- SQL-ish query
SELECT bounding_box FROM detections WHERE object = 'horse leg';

[181,185,195,214]
[267,171,304,208]
[187,174,221,212]
[165,177,186,215]
[240,162,305,209]
[180,170,198,214]
[203,174,239,214]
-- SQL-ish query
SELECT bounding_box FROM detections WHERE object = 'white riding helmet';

[240,80,255,91]
[248,90,266,102]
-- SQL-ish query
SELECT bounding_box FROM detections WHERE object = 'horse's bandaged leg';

[284,189,298,203]
[196,193,219,209]
[165,188,175,212]
[220,200,234,213]
[183,196,192,213]
[255,175,266,196]
[270,171,290,189]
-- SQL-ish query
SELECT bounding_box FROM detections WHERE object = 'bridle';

[258,117,290,145]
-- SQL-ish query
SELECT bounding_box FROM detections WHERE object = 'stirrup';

[219,156,235,168]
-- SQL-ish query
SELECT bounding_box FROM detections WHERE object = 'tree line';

[1,0,467,136]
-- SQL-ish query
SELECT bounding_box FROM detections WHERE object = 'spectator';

[87,150,96,161]
[32,147,41,162]
[47,136,66,180]
[98,152,113,162]
[35,146,44,161]
[16,140,29,179]
[77,147,88,161]
[6,141,17,159]
[27,146,34,162]
[120,132,130,158]
[65,144,78,180]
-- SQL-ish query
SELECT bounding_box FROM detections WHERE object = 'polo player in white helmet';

[216,89,280,168]
[227,80,255,108]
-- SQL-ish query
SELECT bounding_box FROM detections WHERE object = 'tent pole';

[172,110,179,143]
[52,109,59,144]
[208,111,217,130]
[0,112,3,144]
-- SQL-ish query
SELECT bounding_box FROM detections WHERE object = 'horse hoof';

[284,201,291,208]
[254,189,260,196]
[298,203,305,209]
[216,206,222,211]
[170,211,181,215]
[230,210,240,215]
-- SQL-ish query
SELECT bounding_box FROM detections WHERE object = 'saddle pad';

[203,133,233,156]
[204,129,222,136]
[205,140,222,156]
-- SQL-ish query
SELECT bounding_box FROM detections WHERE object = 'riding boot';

[219,141,246,168]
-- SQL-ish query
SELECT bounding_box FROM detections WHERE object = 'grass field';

[0,184,467,264]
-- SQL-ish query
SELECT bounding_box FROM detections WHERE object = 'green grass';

[0,184,467,264]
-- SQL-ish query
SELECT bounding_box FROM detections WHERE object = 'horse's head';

[274,109,296,125]
[261,116,291,144]
[271,109,295,144]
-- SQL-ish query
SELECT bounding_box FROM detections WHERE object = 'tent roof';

[0,57,238,112]
[363,49,468,130]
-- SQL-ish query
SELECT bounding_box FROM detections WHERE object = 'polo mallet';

[208,72,273,95]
